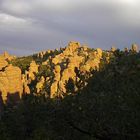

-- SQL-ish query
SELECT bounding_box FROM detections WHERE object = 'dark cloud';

[0,0,140,55]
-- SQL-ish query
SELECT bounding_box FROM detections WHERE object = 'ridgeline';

[0,42,140,140]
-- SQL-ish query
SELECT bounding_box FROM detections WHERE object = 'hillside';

[0,42,140,140]
[0,41,111,102]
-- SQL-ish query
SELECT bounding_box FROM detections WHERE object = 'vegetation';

[0,48,140,140]
[10,56,33,73]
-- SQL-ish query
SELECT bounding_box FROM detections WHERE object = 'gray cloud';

[0,0,140,55]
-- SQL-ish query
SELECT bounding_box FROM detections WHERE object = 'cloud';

[0,0,30,15]
[0,0,140,55]
[0,13,31,27]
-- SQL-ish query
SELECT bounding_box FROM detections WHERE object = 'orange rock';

[0,58,8,70]
[50,81,58,98]
[0,64,23,101]
[28,61,39,81]
[36,76,45,93]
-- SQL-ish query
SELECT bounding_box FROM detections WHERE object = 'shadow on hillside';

[6,92,21,104]
[0,91,21,106]
[60,52,140,140]
[0,52,140,140]
[0,92,4,117]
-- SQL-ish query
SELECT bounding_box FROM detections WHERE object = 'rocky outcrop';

[22,61,39,85]
[131,43,139,52]
[0,41,115,100]
[0,52,9,70]
[22,74,30,94]
[21,61,39,94]
[36,76,45,93]
[0,58,8,70]
[0,64,23,102]
[49,42,103,98]
[50,65,61,98]
[0,51,16,70]
[37,50,52,59]
[28,61,39,81]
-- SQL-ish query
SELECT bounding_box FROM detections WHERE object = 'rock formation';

[36,76,45,93]
[49,42,103,98]
[23,61,39,85]
[0,51,16,70]
[0,41,116,101]
[22,74,30,94]
[0,64,23,102]
[131,43,139,52]
[0,58,8,70]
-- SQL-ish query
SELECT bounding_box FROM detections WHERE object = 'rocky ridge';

[25,41,110,98]
[0,42,138,102]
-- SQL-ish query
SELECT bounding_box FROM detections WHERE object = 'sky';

[0,0,140,56]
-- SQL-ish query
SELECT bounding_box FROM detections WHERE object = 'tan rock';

[58,66,76,95]
[47,50,51,53]
[36,76,45,93]
[0,58,8,70]
[82,45,88,51]
[54,65,61,73]
[89,49,102,59]
[131,43,138,52]
[111,46,116,52]
[50,81,58,98]
[42,60,49,65]
[88,58,100,70]
[63,41,80,56]
[68,55,84,68]
[46,77,50,81]
[0,64,23,101]
[96,48,102,58]
[1,51,15,61]
[28,61,39,81]
[23,82,30,94]
[52,56,61,65]
[53,65,61,81]
[22,74,30,94]
[58,81,66,94]
[29,61,39,73]
[80,64,91,72]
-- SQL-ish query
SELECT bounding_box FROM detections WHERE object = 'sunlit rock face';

[49,42,104,98]
[0,41,112,100]
[36,76,45,93]
[0,51,16,71]
[0,58,8,70]
[63,41,80,56]
[22,74,30,94]
[21,61,39,87]
[131,43,139,52]
[21,61,39,94]
[28,61,39,81]
[0,64,23,102]
[50,42,81,98]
